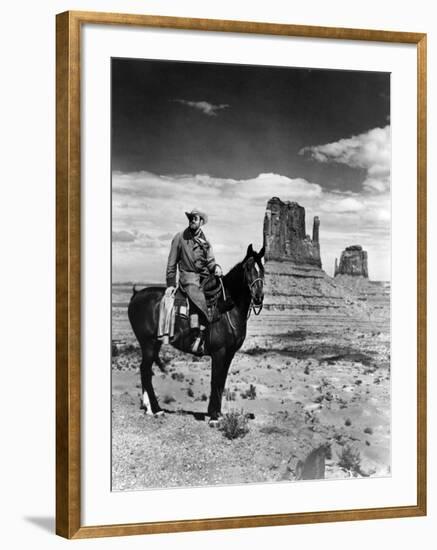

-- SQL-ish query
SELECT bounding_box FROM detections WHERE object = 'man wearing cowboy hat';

[165,209,223,353]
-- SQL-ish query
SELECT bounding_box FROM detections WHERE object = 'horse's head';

[242,244,265,309]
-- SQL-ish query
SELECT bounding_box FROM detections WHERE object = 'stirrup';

[191,325,206,355]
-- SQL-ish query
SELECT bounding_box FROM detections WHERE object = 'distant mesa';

[262,197,349,313]
[334,245,369,278]
[261,197,389,323]
[333,245,390,315]
[263,197,321,269]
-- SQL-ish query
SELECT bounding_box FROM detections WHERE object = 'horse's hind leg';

[153,340,166,372]
[139,341,163,416]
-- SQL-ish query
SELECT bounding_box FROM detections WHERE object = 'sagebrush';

[219,409,249,440]
[337,445,363,476]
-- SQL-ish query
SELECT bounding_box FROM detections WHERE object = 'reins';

[219,271,264,331]
[219,277,237,332]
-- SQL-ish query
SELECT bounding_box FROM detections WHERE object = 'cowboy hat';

[185,209,208,225]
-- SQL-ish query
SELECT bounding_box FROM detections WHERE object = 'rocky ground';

[112,309,391,491]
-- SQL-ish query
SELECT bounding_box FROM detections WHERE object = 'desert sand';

[112,295,390,491]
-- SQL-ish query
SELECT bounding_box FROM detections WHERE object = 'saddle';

[201,275,222,304]
[157,276,231,344]
[203,276,234,317]
[176,275,222,323]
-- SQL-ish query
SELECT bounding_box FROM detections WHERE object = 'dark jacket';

[166,228,217,317]
[166,225,216,284]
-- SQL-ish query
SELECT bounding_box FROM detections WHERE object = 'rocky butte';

[262,197,388,321]
[334,245,368,277]
[263,197,346,312]
[334,245,390,316]
[264,198,321,269]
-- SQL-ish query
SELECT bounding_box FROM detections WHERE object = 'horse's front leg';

[208,348,234,424]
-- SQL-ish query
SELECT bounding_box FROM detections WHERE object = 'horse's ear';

[246,244,254,257]
[258,246,265,259]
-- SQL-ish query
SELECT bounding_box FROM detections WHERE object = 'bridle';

[247,277,264,318]
[219,258,264,332]
[244,261,264,318]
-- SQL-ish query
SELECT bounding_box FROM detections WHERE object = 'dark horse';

[128,244,265,424]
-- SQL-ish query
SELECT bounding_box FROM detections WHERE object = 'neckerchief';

[192,230,210,254]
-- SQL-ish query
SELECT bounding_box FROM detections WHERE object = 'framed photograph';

[56,11,427,539]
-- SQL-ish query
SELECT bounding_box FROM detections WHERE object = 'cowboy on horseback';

[165,208,223,354]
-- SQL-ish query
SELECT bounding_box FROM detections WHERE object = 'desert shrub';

[364,427,373,435]
[240,384,257,400]
[345,418,352,426]
[162,395,175,404]
[304,365,310,375]
[186,387,194,398]
[171,372,185,382]
[224,388,236,401]
[201,393,208,401]
[219,409,249,440]
[363,366,377,375]
[337,445,363,476]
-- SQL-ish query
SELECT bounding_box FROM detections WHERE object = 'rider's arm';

[205,244,223,276]
[205,242,217,274]
[166,233,180,287]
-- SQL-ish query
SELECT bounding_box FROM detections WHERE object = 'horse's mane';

[223,261,248,301]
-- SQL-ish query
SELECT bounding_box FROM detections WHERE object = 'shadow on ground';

[24,516,55,533]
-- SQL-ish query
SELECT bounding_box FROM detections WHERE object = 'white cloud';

[112,230,136,242]
[319,197,364,214]
[173,99,229,117]
[112,170,390,282]
[112,171,321,204]
[300,125,391,193]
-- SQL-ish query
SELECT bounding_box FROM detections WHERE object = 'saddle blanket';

[157,289,189,344]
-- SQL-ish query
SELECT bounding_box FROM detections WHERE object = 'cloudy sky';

[111,58,390,283]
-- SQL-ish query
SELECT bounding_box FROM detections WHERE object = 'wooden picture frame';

[56,10,427,539]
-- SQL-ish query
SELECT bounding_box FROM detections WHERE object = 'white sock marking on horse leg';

[143,391,153,415]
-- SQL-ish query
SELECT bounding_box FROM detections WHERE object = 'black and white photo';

[111,57,391,491]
